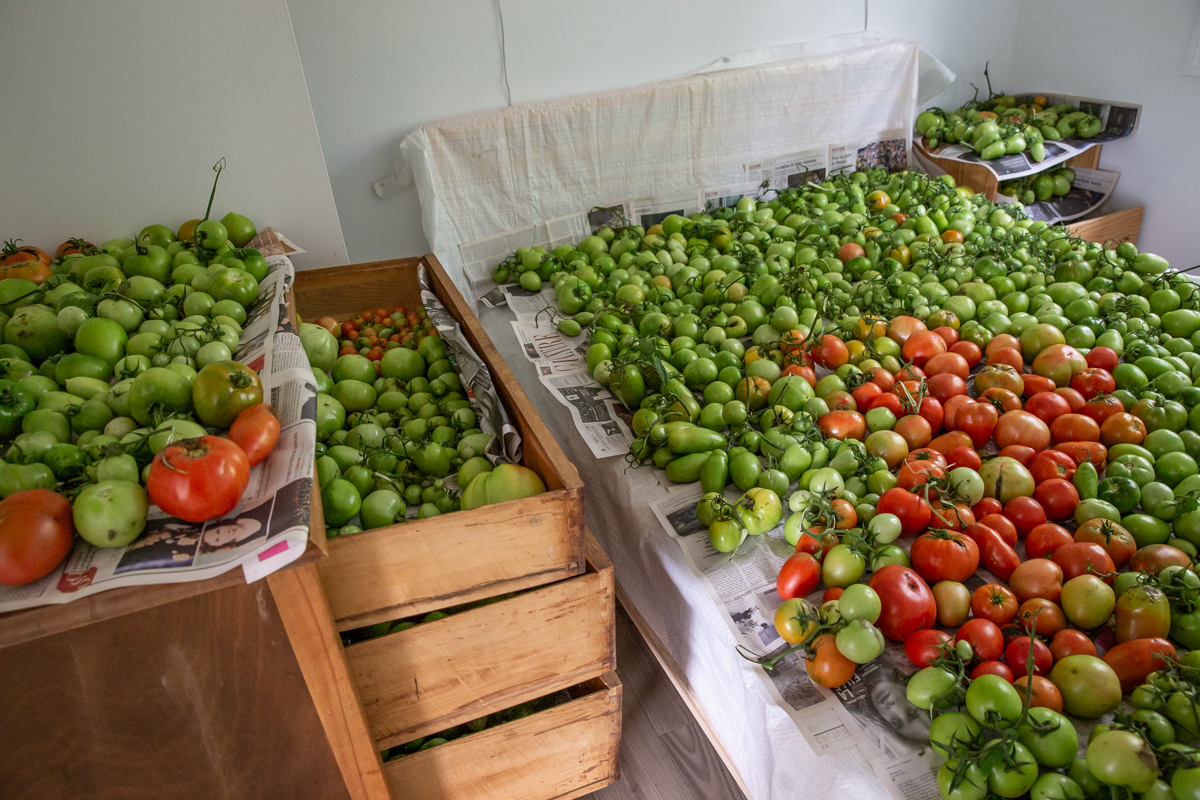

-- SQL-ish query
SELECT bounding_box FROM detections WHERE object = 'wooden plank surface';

[349,559,616,749]
[0,579,350,800]
[383,673,622,800]
[269,563,391,800]
[1068,205,1144,245]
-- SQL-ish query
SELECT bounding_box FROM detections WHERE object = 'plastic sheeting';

[394,32,953,799]
[389,31,951,299]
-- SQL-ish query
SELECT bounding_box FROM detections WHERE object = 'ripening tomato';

[1021,374,1058,397]
[1082,394,1124,425]
[822,587,844,603]
[825,391,857,411]
[1050,413,1101,444]
[838,242,865,263]
[1029,450,1077,484]
[228,403,281,467]
[927,373,968,404]
[1085,346,1119,372]
[1054,441,1107,468]
[1070,368,1116,400]
[1010,559,1064,604]
[1074,519,1137,568]
[942,395,975,430]
[956,618,1004,661]
[994,411,1051,451]
[1052,542,1116,583]
[950,340,982,367]
[1018,598,1067,637]
[1054,387,1086,412]
[1100,412,1147,447]
[818,410,866,441]
[1014,675,1063,712]
[806,633,857,687]
[903,330,948,369]
[979,513,1018,546]
[811,334,850,369]
[886,316,927,346]
[987,347,1024,371]
[868,367,895,392]
[905,628,953,669]
[878,488,932,537]
[1003,496,1047,537]
[956,402,998,448]
[894,414,933,450]
[1024,391,1072,426]
[985,335,1022,358]
[905,448,948,470]
[1049,629,1096,661]
[948,446,982,471]
[0,490,76,587]
[980,388,1023,414]
[997,444,1037,465]
[972,661,1015,682]
[930,430,973,456]
[870,565,938,641]
[975,364,1025,396]
[1026,523,1074,559]
[851,381,883,410]
[1005,636,1053,679]
[933,326,959,347]
[1035,479,1080,521]
[925,352,970,381]
[972,583,1019,625]
[869,392,905,418]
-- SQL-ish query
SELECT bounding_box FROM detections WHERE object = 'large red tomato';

[869,565,937,641]
[0,490,76,587]
[148,436,251,522]
[1023,391,1072,426]
[910,529,979,583]
[993,410,1051,451]
[877,487,932,537]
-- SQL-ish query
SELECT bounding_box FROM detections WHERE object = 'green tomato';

[127,367,193,425]
[1017,707,1078,768]
[322,478,361,527]
[207,267,258,307]
[837,583,881,623]
[73,480,149,548]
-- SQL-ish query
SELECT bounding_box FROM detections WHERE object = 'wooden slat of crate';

[917,142,1103,199]
[383,671,622,800]
[348,541,615,749]
[1068,206,1144,245]
[294,256,586,628]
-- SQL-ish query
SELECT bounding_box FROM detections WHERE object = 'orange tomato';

[929,430,974,456]
[894,414,933,450]
[979,387,1022,413]
[838,242,865,263]
[933,326,959,347]
[1099,412,1146,447]
[902,330,948,369]
[986,347,1024,371]
[806,633,857,687]
[924,352,970,380]
[1018,598,1067,637]
[818,410,866,441]
[1050,413,1101,444]
[1054,441,1107,467]
[1014,675,1063,712]
[994,410,1051,451]
[985,334,1021,358]
[941,229,964,244]
[1054,387,1086,412]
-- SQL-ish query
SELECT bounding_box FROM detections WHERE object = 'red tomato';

[148,436,251,523]
[1014,675,1063,712]
[1050,413,1101,444]
[971,497,1003,519]
[868,367,895,392]
[1034,478,1080,521]
[994,410,1051,451]
[905,448,948,470]
[925,351,970,380]
[894,414,933,450]
[972,583,1019,625]
[838,242,865,263]
[979,513,1019,546]
[956,618,1005,661]
[986,335,1022,357]
[1054,387,1086,412]
[868,392,905,418]
[903,330,948,369]
[1026,523,1074,559]
[948,446,982,471]
[1029,450,1077,484]
[1010,558,1064,604]
[964,523,1021,581]
[1082,394,1124,425]
[818,410,866,441]
[1049,629,1096,662]
[980,387,1023,413]
[1070,368,1116,400]
[1024,391,1072,426]
[914,396,944,434]
[1074,519,1137,569]
[851,381,883,410]
[1053,441,1106,467]
[950,340,982,368]
[1005,636,1053,679]
[910,530,979,583]
[1021,374,1058,397]
[1085,346,1119,372]
[987,347,1024,371]
[811,334,850,369]
[897,460,944,495]
[228,403,281,467]
[1003,496,1047,537]
[955,402,998,448]
[933,326,959,347]
[822,586,845,603]
[972,661,1015,683]
[927,373,968,404]
[1052,541,1116,583]
[930,499,975,532]
[878,487,932,537]
[930,430,973,456]
[0,490,76,587]
[1102,638,1177,693]
[996,444,1037,466]
[776,552,820,600]
[870,565,938,641]
[942,395,975,430]
[904,628,952,669]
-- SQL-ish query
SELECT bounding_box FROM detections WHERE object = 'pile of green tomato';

[1000,167,1079,205]
[917,92,1103,160]
[0,215,264,576]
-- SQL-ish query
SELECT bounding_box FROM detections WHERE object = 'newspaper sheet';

[478,283,555,321]
[538,370,632,459]
[509,319,589,376]
[916,92,1141,180]
[996,167,1120,224]
[650,484,857,756]
[0,255,316,612]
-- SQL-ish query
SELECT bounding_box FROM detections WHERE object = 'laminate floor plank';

[660,721,748,800]
[613,604,693,736]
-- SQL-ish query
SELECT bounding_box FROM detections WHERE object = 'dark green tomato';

[0,379,34,438]
[192,361,263,428]
[321,478,361,527]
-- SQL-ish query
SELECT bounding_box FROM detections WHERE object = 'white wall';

[0,0,347,270]
[288,0,1022,266]
[1009,0,1200,268]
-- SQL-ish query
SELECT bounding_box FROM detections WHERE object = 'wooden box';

[293,256,586,630]
[917,142,1102,200]
[1068,205,1144,245]
[348,541,616,750]
[383,671,623,800]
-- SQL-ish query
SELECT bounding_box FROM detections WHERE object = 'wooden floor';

[579,604,748,800]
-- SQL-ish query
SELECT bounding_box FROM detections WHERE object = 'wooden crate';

[383,671,622,800]
[917,142,1102,200]
[293,256,586,629]
[1068,205,1144,245]
[348,539,616,750]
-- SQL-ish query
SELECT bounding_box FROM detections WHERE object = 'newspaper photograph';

[829,130,911,176]
[746,147,829,190]
[538,369,632,459]
[630,190,704,230]
[704,181,763,211]
[650,483,858,756]
[915,92,1140,180]
[587,200,636,233]
[996,167,1120,224]
[0,255,317,613]
[510,319,589,376]
[420,264,522,463]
